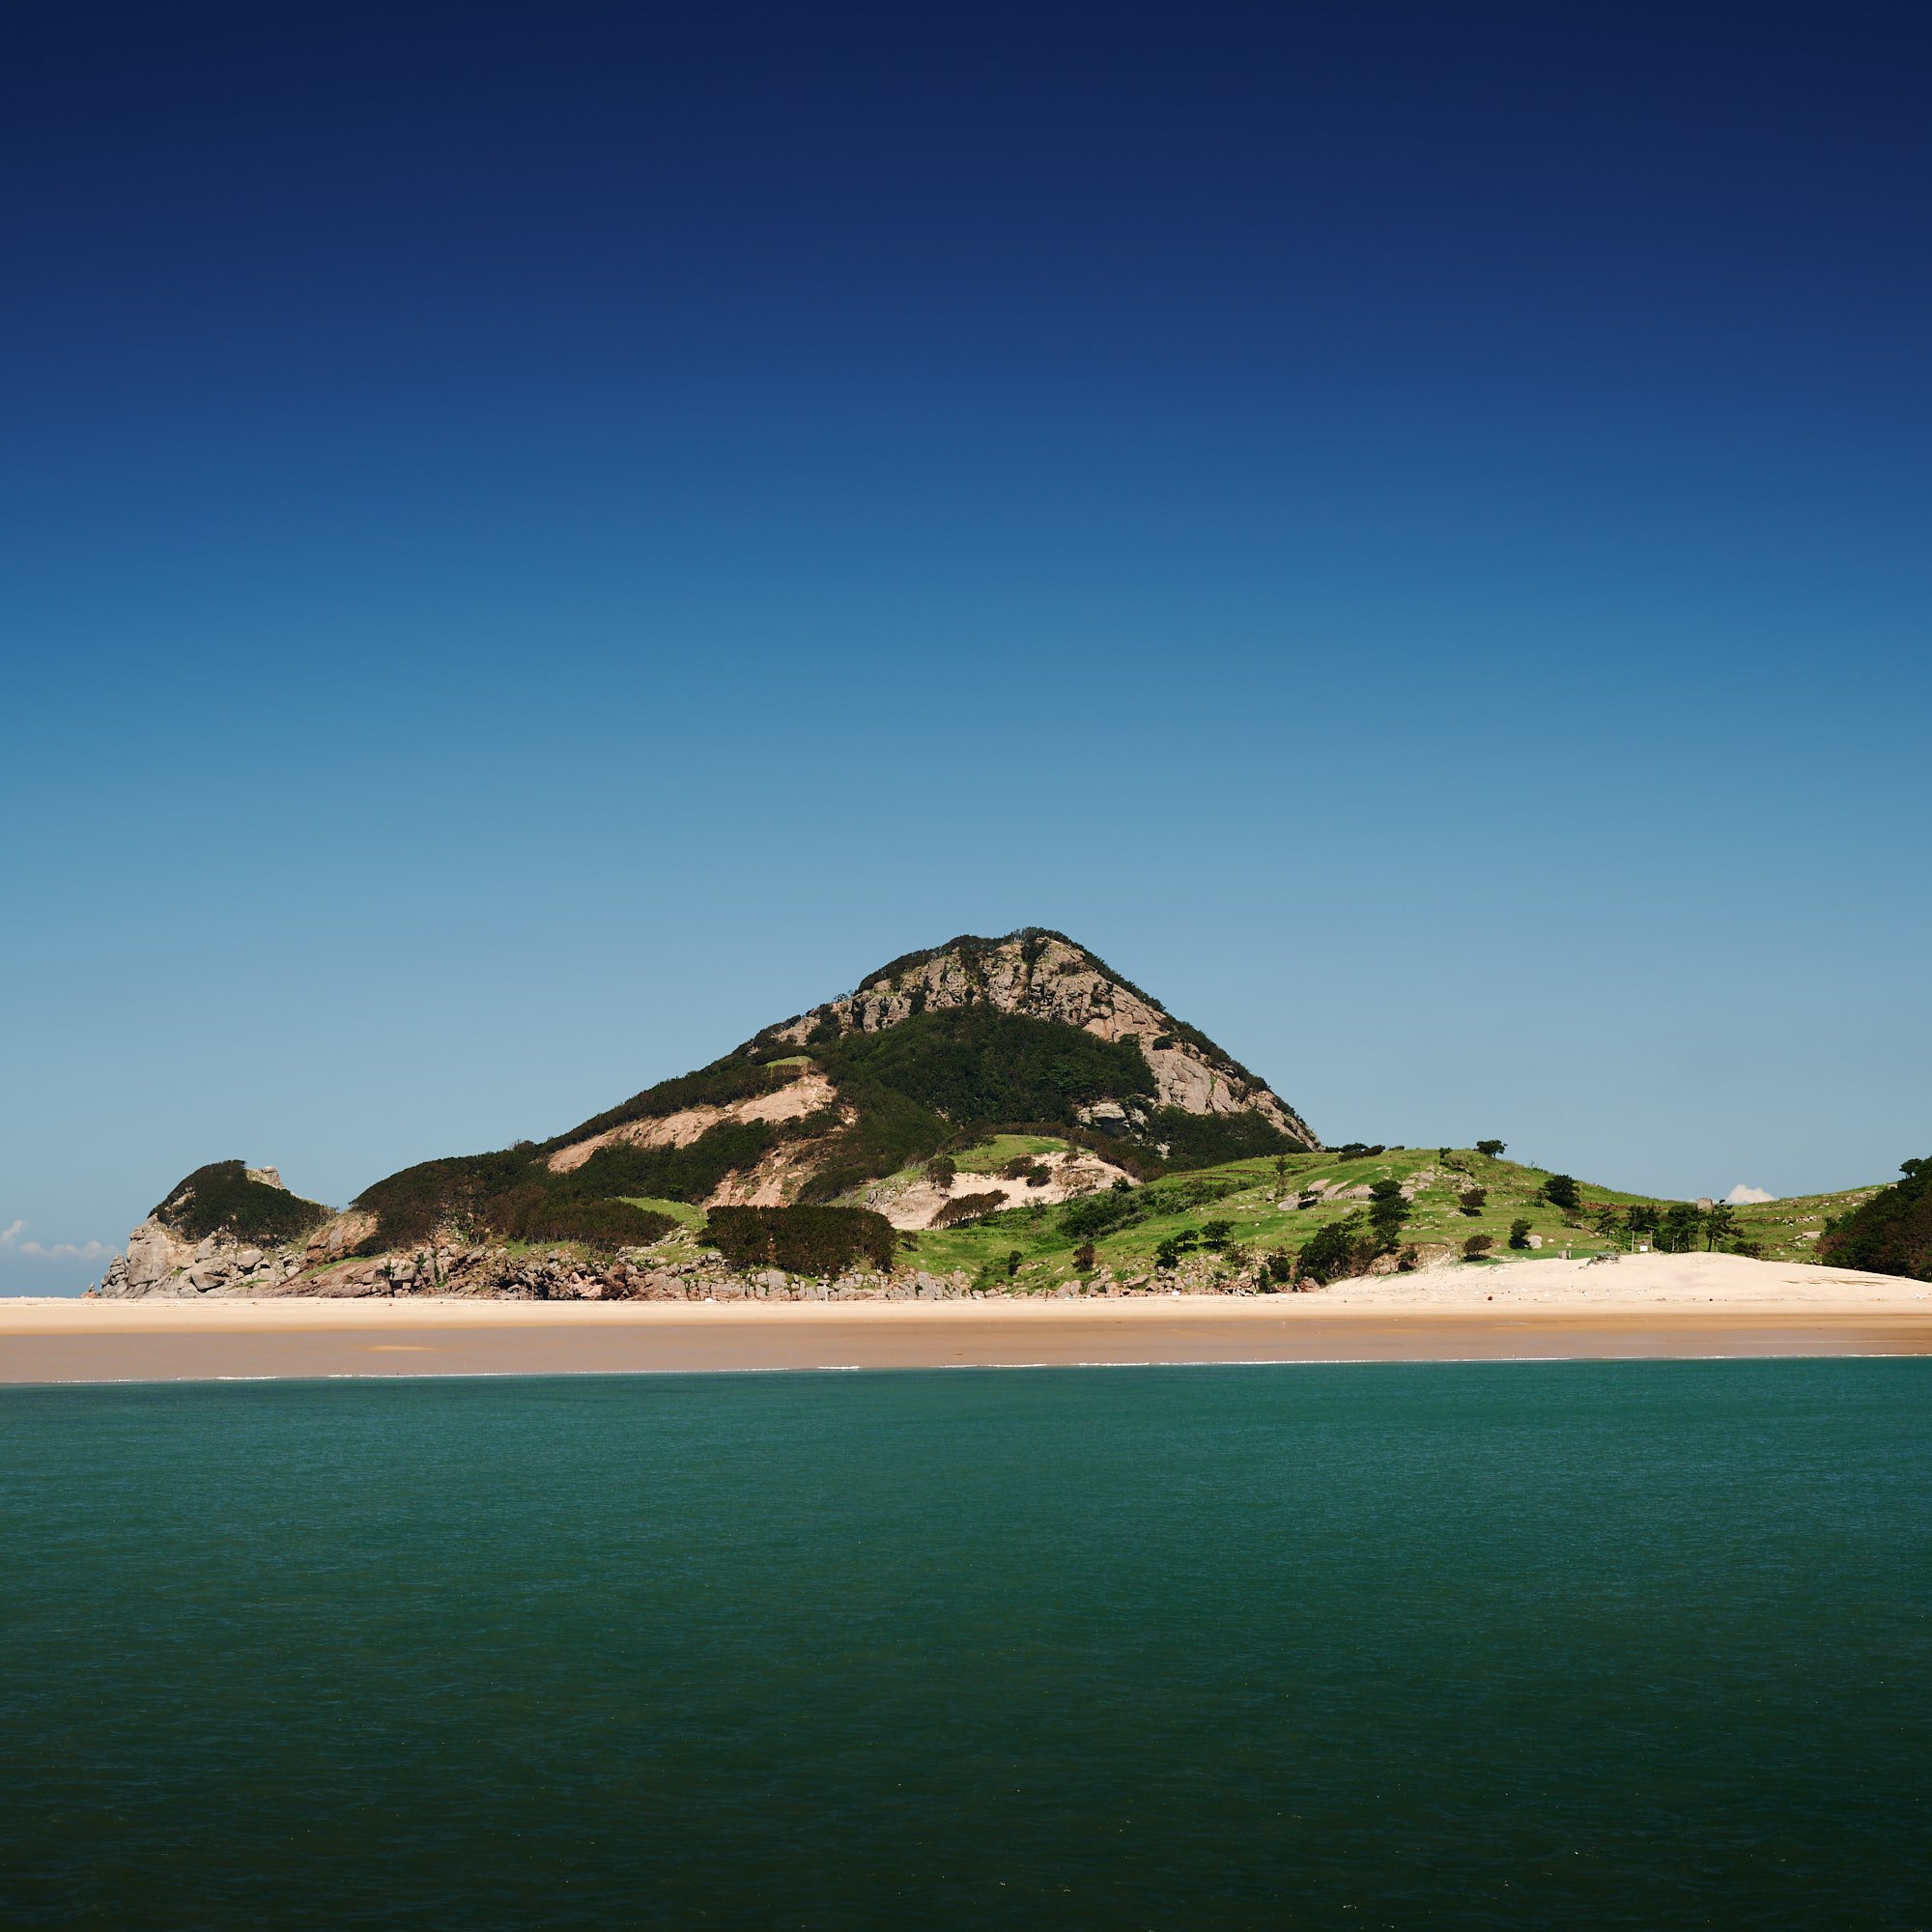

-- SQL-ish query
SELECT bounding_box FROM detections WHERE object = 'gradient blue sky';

[5,2,1928,1289]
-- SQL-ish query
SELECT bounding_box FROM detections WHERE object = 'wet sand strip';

[6,1307,1931,1383]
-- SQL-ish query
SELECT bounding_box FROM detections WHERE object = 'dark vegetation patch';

[558,1116,831,1207]
[703,1205,897,1276]
[819,1007,1155,1127]
[794,1080,952,1204]
[1296,1211,1380,1286]
[1059,1184,1144,1241]
[547,1056,798,1150]
[354,1151,539,1251]
[485,1189,677,1251]
[1819,1158,1932,1280]
[155,1161,329,1246]
[1150,1107,1302,1168]
[930,1191,1008,1229]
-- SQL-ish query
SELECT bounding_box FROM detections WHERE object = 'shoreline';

[4,1256,1929,1383]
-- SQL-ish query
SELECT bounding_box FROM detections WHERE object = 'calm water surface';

[2,1361,1926,1929]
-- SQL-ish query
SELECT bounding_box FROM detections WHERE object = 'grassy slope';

[891,1145,1882,1287]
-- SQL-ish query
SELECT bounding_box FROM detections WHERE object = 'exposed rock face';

[761,929,1315,1147]
[95,1218,312,1298]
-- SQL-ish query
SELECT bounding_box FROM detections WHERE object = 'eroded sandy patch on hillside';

[549,1071,837,1173]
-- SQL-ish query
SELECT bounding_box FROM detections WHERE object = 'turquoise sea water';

[1,1362,1927,1930]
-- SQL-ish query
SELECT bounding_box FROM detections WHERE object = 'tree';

[1271,1155,1291,1186]
[1005,1249,1024,1278]
[1507,1218,1533,1250]
[1543,1173,1580,1211]
[1818,1157,1932,1280]
[1626,1204,1661,1244]
[1155,1236,1185,1271]
[1703,1202,1739,1252]
[1298,1212,1376,1286]
[1476,1140,1506,1160]
[1458,1186,1487,1217]
[1072,1240,1096,1272]
[1463,1233,1493,1259]
[1657,1204,1702,1254]
[1367,1179,1409,1250]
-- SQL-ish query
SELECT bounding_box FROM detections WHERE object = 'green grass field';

[879,1144,1880,1288]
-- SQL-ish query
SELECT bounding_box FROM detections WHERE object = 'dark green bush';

[1819,1159,1932,1280]
[930,1191,1007,1229]
[1149,1108,1303,1170]
[154,1161,329,1246]
[1297,1212,1378,1286]
[702,1205,897,1276]
[1543,1173,1581,1210]
[354,1150,540,1250]
[818,1008,1154,1129]
[486,1189,677,1251]
[559,1119,792,1206]
[1060,1188,1144,1240]
[1507,1218,1534,1250]
[1463,1233,1493,1258]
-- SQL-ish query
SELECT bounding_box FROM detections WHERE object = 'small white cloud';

[0,1220,114,1263]
[1726,1184,1776,1206]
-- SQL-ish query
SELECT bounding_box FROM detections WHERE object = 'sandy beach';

[3,1253,1928,1384]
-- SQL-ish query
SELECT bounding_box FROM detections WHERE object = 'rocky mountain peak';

[760,928,1315,1146]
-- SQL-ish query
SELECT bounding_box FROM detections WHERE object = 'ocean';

[2,1361,1926,1929]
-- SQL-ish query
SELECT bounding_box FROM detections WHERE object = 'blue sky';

[5,1,1928,1290]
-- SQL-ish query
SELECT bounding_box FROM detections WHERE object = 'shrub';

[1507,1218,1533,1250]
[487,1190,676,1252]
[1060,1188,1143,1240]
[1154,1236,1187,1271]
[1072,1240,1096,1272]
[1149,1108,1305,1171]
[1818,1158,1932,1280]
[1297,1212,1378,1286]
[154,1161,329,1246]
[354,1150,540,1250]
[1458,1186,1487,1216]
[818,1007,1155,1130]
[1544,1173,1580,1211]
[1263,1248,1295,1287]
[929,1190,1006,1229]
[702,1205,896,1276]
[924,1155,956,1191]
[1199,1219,1234,1251]
[560,1120,786,1206]
[1463,1233,1493,1259]
[1006,1250,1023,1278]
